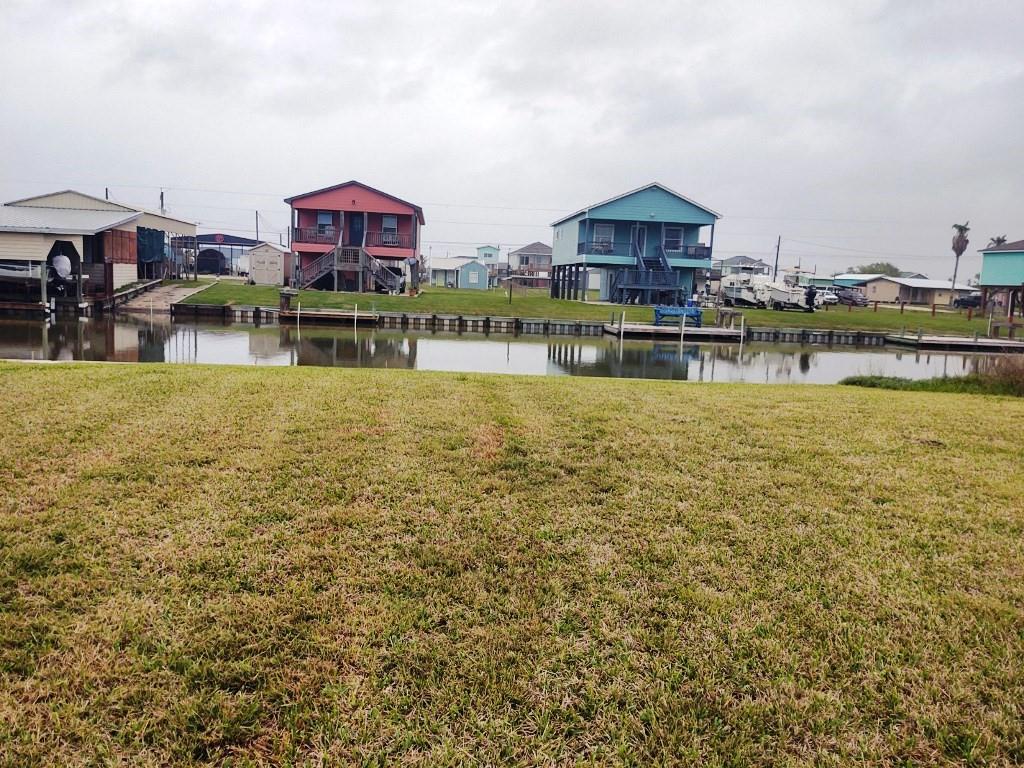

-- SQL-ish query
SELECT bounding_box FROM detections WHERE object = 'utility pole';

[773,235,781,280]
[255,211,260,241]
[104,187,109,200]
[159,189,165,214]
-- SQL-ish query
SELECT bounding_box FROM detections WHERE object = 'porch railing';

[365,231,413,248]
[292,226,339,245]
[664,244,712,259]
[577,240,631,257]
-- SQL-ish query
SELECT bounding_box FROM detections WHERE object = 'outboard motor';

[48,253,74,297]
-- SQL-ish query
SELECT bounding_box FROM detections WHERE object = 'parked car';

[953,294,982,309]
[836,288,868,306]
[815,290,840,305]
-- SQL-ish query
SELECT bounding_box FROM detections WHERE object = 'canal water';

[0,316,1001,384]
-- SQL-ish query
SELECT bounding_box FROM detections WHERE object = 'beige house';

[0,190,196,311]
[248,242,294,286]
[861,276,974,305]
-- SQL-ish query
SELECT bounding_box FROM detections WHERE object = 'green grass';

[731,304,990,335]
[183,283,989,335]
[2,362,1022,764]
[842,358,1024,397]
[183,284,656,323]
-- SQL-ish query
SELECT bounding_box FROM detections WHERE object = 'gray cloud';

[1,0,1021,276]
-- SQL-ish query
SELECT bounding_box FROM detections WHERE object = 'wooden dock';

[885,334,1024,353]
[603,323,742,341]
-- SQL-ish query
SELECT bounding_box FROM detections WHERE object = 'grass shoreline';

[2,362,1022,764]
[179,283,990,336]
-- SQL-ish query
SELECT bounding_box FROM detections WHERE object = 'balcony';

[577,240,632,257]
[665,244,711,259]
[365,231,413,249]
[292,226,339,245]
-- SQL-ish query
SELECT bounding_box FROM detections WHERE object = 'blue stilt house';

[550,183,720,304]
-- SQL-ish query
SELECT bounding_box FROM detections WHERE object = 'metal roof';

[551,182,722,226]
[197,233,261,247]
[864,275,974,291]
[428,257,477,270]
[5,189,197,228]
[979,239,1024,253]
[251,241,292,253]
[0,205,141,235]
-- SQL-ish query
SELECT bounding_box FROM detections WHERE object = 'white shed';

[249,242,292,286]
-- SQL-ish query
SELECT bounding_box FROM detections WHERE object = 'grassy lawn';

[733,304,990,336]
[182,283,989,335]
[1,363,1022,764]
[182,284,656,323]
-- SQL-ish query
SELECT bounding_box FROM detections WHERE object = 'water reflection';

[0,316,1000,385]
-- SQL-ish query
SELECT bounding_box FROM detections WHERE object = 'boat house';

[550,183,719,305]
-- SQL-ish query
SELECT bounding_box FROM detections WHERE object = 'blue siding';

[980,251,1024,287]
[586,185,716,225]
[459,259,489,290]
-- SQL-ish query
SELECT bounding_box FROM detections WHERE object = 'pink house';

[285,180,425,292]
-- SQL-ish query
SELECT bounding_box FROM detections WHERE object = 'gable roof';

[5,189,135,211]
[509,241,552,256]
[0,204,141,235]
[980,239,1024,253]
[429,256,479,270]
[252,241,292,253]
[864,275,974,291]
[283,180,425,224]
[6,189,196,229]
[551,182,721,226]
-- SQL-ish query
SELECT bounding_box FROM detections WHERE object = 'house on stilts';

[550,183,720,305]
[285,180,424,294]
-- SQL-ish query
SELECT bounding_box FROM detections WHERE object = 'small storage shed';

[249,242,292,286]
[429,257,489,290]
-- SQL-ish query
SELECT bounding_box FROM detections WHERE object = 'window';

[664,226,683,251]
[521,255,530,267]
[316,211,333,233]
[382,214,399,245]
[593,223,615,254]
[468,270,479,284]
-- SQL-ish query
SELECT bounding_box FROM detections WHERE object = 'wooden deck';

[603,323,742,341]
[885,334,1024,353]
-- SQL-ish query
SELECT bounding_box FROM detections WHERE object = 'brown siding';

[103,230,137,264]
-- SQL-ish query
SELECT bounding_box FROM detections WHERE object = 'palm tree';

[988,235,1007,248]
[950,222,970,305]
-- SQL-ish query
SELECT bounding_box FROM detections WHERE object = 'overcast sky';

[2,0,1021,278]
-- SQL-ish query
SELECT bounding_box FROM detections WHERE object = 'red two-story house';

[285,180,425,292]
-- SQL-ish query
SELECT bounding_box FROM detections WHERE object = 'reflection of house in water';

[547,339,700,380]
[0,317,174,362]
[279,327,418,369]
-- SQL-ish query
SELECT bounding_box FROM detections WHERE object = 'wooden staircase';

[297,246,403,293]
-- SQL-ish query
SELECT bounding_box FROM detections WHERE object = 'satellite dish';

[52,254,72,280]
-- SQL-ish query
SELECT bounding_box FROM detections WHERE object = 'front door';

[349,214,364,247]
[632,225,647,259]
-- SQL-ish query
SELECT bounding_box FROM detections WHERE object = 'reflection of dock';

[603,323,742,341]
[886,333,1024,352]
[279,308,378,325]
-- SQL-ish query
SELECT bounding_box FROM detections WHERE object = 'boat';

[721,273,770,307]
[765,280,816,311]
